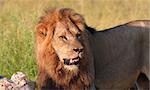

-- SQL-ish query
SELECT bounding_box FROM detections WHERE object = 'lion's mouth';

[63,57,80,65]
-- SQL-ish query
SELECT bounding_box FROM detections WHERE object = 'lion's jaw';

[64,64,79,72]
[52,46,83,71]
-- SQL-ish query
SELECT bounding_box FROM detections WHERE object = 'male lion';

[36,8,149,90]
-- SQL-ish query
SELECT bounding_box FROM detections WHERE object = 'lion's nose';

[73,48,83,53]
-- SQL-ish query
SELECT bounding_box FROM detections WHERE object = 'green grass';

[0,0,150,80]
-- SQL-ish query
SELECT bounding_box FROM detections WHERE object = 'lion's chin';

[64,64,79,72]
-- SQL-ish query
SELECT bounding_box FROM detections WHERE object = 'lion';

[35,8,94,90]
[35,8,150,90]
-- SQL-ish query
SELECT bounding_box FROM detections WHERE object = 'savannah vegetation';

[0,0,149,81]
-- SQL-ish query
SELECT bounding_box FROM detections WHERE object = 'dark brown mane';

[36,8,92,90]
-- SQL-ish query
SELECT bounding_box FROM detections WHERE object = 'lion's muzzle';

[63,47,83,66]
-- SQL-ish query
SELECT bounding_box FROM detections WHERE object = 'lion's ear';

[70,14,85,31]
[36,23,48,37]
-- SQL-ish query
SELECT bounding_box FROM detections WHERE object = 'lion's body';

[89,20,150,89]
[36,8,149,90]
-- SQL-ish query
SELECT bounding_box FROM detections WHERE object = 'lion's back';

[91,20,149,89]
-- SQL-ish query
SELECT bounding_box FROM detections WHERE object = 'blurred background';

[0,0,150,81]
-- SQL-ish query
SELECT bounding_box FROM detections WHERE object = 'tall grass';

[0,0,149,80]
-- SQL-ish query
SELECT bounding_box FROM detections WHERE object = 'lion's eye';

[41,31,47,37]
[59,36,67,40]
[76,34,81,39]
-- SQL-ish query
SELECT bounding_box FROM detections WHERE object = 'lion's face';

[52,22,84,71]
[36,8,86,73]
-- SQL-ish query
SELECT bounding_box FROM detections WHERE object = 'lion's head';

[36,8,93,90]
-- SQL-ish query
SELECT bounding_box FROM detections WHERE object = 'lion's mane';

[35,8,93,90]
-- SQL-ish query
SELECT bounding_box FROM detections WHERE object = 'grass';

[0,0,149,81]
